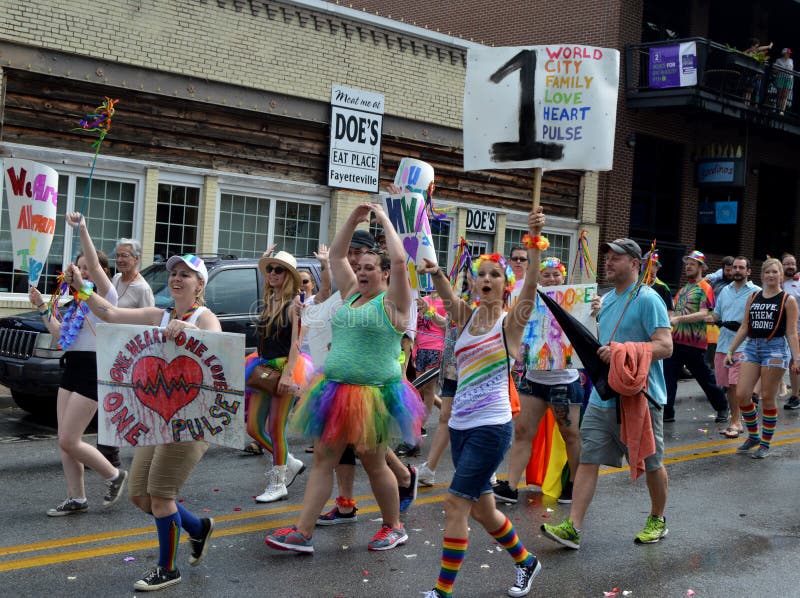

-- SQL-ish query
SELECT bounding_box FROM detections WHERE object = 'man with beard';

[782,254,800,409]
[663,251,729,423]
[711,257,760,437]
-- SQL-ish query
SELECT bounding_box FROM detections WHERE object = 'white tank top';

[159,305,209,327]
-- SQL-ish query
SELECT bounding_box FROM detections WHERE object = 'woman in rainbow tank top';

[416,208,548,598]
[266,202,425,554]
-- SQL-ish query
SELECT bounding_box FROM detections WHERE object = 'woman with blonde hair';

[726,258,800,458]
[245,250,311,502]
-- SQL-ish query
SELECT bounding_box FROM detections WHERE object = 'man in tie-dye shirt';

[663,250,729,423]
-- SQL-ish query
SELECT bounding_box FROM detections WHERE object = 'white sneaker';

[256,466,288,503]
[286,453,306,488]
[417,461,436,486]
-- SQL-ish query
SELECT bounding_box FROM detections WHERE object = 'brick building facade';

[0,0,595,313]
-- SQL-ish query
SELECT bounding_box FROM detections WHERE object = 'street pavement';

[3,380,800,597]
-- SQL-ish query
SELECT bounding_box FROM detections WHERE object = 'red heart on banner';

[132,356,204,423]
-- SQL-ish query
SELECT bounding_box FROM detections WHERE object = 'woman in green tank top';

[267,202,426,554]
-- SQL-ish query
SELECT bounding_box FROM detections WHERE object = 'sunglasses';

[301,279,312,284]
[265,265,285,275]
[509,257,528,263]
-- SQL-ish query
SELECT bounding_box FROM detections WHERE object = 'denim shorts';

[579,403,664,471]
[742,336,790,369]
[448,422,513,501]
[526,379,584,405]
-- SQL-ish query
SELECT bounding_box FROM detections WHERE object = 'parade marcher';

[416,208,547,598]
[65,254,219,591]
[663,250,729,423]
[542,238,672,549]
[710,257,760,438]
[643,251,674,315]
[781,253,800,409]
[493,257,581,505]
[244,250,310,503]
[266,203,425,553]
[725,258,800,459]
[29,213,127,517]
[705,256,734,367]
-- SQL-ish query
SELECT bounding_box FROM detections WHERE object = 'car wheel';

[11,390,56,420]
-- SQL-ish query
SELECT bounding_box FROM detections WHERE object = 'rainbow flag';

[525,409,568,498]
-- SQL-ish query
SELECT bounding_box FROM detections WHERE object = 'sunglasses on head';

[265,265,285,275]
[509,256,528,262]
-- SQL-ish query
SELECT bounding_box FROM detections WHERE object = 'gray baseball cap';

[600,238,642,260]
[350,230,376,249]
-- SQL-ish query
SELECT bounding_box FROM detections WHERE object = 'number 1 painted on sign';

[489,50,565,163]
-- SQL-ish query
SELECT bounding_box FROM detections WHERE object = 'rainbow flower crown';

[540,257,566,277]
[471,253,516,295]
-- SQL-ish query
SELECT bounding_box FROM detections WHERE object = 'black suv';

[0,255,322,416]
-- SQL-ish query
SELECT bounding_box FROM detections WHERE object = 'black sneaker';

[399,465,418,513]
[103,469,128,506]
[714,409,729,423]
[133,566,181,591]
[47,498,88,517]
[420,426,428,438]
[785,396,800,410]
[395,442,421,457]
[188,517,215,566]
[508,557,542,597]
[557,481,573,504]
[493,480,519,504]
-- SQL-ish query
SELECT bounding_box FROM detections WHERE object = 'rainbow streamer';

[568,230,597,284]
[71,97,119,258]
[423,181,451,221]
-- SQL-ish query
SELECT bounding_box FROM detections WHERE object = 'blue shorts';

[527,379,584,405]
[743,337,790,369]
[448,422,512,501]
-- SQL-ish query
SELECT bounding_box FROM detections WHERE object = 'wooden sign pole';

[531,167,543,210]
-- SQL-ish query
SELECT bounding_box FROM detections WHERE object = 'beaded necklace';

[172,302,200,322]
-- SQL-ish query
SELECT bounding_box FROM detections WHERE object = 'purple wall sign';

[649,42,697,89]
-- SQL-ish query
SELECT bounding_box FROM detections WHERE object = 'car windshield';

[140,264,174,309]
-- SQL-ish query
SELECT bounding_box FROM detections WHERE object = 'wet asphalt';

[2,379,800,598]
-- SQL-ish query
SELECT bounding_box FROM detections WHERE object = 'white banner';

[328,85,384,192]
[522,283,598,370]
[95,323,246,448]
[3,159,59,286]
[464,45,619,172]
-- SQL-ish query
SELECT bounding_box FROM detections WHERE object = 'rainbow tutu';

[244,351,312,403]
[290,375,426,451]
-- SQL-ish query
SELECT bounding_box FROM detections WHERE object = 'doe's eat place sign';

[464,45,619,172]
[328,85,384,192]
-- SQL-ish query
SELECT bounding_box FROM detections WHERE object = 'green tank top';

[324,291,402,385]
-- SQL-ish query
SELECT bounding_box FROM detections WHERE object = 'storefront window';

[505,228,572,266]
[273,200,322,257]
[0,175,135,293]
[154,184,200,260]
[218,193,271,258]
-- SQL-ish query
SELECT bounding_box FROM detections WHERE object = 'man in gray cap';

[542,237,673,549]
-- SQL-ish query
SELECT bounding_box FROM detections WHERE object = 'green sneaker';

[541,518,580,549]
[635,515,668,544]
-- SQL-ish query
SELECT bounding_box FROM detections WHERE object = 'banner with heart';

[95,323,246,448]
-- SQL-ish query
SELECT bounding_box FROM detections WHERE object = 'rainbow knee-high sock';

[434,536,468,597]
[490,517,533,567]
[761,408,778,449]
[155,512,181,571]
[741,402,759,440]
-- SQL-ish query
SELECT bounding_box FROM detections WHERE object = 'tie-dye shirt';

[450,312,511,430]
[672,279,715,349]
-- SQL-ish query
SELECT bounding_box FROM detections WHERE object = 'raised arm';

[417,258,472,329]
[65,264,162,326]
[312,243,332,303]
[371,202,410,330]
[66,212,112,298]
[329,204,372,299]
[505,207,546,356]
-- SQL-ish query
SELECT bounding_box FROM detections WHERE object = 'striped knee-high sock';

[489,517,533,567]
[154,512,181,571]
[741,402,759,439]
[761,408,778,449]
[435,536,468,597]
